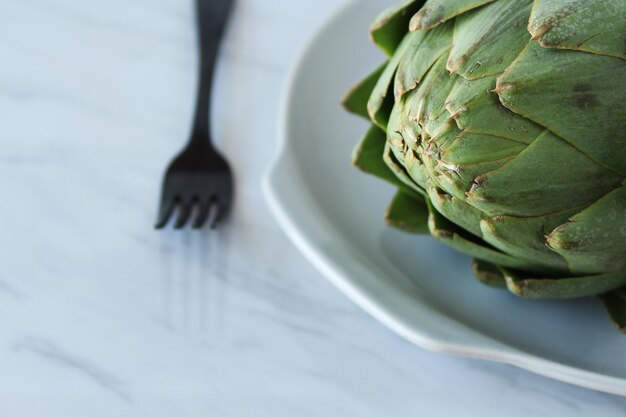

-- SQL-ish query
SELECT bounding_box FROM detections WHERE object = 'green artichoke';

[343,0,626,330]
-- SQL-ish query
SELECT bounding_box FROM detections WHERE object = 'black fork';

[155,0,234,229]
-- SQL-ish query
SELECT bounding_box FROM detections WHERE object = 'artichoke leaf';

[480,208,578,272]
[426,199,546,272]
[409,0,496,31]
[448,0,532,79]
[343,63,387,119]
[502,268,626,299]
[472,259,507,288]
[496,41,626,176]
[352,125,416,196]
[394,22,453,99]
[407,52,459,123]
[601,290,626,332]
[441,132,525,165]
[445,74,543,143]
[370,0,425,57]
[383,142,425,195]
[386,191,430,234]
[403,150,431,191]
[386,99,408,167]
[467,130,624,217]
[430,154,516,200]
[529,0,626,59]
[414,122,515,202]
[427,186,484,238]
[369,30,426,128]
[547,183,626,274]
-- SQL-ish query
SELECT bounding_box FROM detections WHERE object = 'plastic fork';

[155,0,234,229]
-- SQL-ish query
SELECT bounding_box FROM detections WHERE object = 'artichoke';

[343,0,626,330]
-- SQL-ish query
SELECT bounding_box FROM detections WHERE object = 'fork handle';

[191,0,234,144]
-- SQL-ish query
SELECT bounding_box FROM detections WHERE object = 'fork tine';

[192,198,211,229]
[174,199,194,229]
[155,196,177,229]
[211,196,230,228]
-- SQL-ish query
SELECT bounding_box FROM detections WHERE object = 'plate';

[263,0,626,396]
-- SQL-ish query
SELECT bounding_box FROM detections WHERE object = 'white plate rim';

[262,0,626,396]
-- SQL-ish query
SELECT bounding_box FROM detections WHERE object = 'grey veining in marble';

[1,0,626,415]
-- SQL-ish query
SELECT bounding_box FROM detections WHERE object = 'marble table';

[1,0,625,415]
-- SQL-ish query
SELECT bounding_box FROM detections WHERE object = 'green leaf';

[426,186,483,238]
[441,132,525,165]
[383,142,425,195]
[370,0,425,57]
[445,74,544,144]
[447,0,532,79]
[601,290,626,332]
[368,31,423,129]
[406,52,459,123]
[386,99,409,167]
[466,130,623,217]
[502,268,626,299]
[394,21,453,99]
[479,208,575,272]
[431,149,517,207]
[496,41,626,176]
[547,183,626,274]
[342,63,386,119]
[426,199,546,272]
[385,191,429,234]
[409,0,496,30]
[369,22,453,128]
[352,125,416,196]
[529,0,626,59]
[472,259,506,288]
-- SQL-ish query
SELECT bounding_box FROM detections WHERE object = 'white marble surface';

[1,0,625,415]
